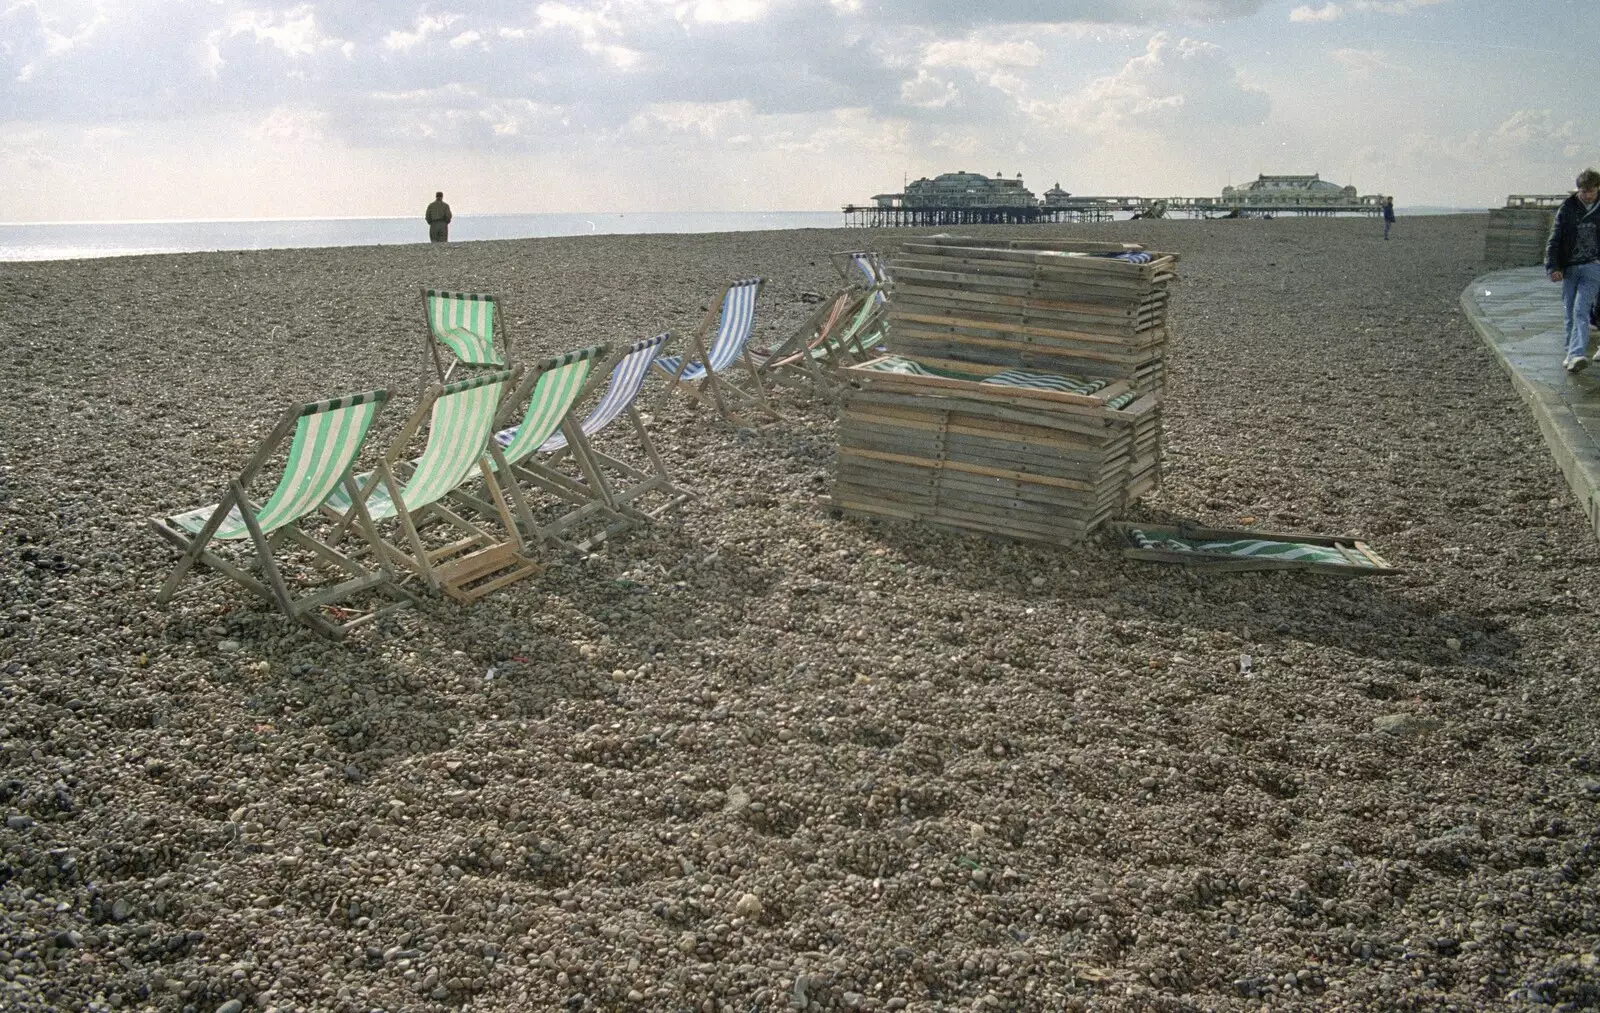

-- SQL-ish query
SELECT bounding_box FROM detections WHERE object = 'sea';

[0,206,1483,263]
[0,211,849,263]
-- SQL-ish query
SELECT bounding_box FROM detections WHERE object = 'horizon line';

[0,210,845,228]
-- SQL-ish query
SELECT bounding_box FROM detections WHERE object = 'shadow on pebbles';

[2,217,1598,1012]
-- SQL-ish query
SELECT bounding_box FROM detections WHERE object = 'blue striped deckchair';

[150,389,408,637]
[828,250,887,288]
[653,277,780,425]
[324,369,536,601]
[423,288,509,381]
[497,333,695,548]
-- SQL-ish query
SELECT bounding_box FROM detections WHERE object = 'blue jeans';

[1562,261,1600,360]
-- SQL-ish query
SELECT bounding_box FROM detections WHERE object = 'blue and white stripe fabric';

[654,279,761,383]
[498,333,669,454]
[1095,252,1153,264]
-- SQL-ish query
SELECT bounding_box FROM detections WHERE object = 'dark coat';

[1545,193,1600,272]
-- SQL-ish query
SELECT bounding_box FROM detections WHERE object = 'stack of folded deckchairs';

[831,236,1178,544]
[885,236,1176,394]
[833,355,1159,544]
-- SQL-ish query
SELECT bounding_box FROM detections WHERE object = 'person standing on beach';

[1546,168,1600,374]
[1382,197,1396,240]
[425,192,452,243]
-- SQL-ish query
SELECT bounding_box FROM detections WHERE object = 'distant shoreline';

[0,207,1491,264]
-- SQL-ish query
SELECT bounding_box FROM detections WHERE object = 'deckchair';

[323,370,537,602]
[827,250,888,289]
[423,288,510,381]
[1108,521,1400,576]
[456,345,629,552]
[749,289,883,398]
[150,389,407,638]
[653,277,780,426]
[498,333,695,548]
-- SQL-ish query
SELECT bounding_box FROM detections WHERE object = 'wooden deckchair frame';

[150,391,411,638]
[422,288,512,382]
[656,278,782,427]
[328,370,538,602]
[1108,520,1400,576]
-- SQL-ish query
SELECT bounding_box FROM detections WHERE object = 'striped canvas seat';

[326,371,510,521]
[528,333,668,454]
[151,389,405,638]
[167,392,386,539]
[479,335,690,551]
[654,278,762,384]
[653,277,779,426]
[424,289,507,379]
[489,345,604,468]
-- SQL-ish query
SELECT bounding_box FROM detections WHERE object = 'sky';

[1,0,1593,222]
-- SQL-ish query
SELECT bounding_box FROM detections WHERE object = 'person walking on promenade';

[425,192,452,243]
[1382,197,1396,240]
[1546,168,1600,374]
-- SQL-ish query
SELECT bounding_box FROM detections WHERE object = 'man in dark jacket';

[1546,168,1600,373]
[425,192,452,243]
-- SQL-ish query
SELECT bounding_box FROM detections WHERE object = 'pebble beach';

[2,214,1599,1011]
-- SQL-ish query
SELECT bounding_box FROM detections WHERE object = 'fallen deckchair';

[466,345,629,552]
[653,277,780,426]
[151,389,407,638]
[499,332,695,548]
[423,288,510,381]
[324,370,537,601]
[1109,521,1400,576]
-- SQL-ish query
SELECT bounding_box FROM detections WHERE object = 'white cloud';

[383,13,457,52]
[1289,3,1343,21]
[1331,47,1401,77]
[1051,33,1268,135]
[251,105,328,141]
[627,100,753,139]
[449,30,482,49]
[679,0,768,24]
[900,69,959,109]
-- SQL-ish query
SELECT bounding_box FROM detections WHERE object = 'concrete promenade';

[1461,266,1600,541]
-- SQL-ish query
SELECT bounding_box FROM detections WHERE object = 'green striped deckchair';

[150,389,409,638]
[423,288,509,381]
[456,344,641,552]
[324,369,536,600]
[1110,521,1400,576]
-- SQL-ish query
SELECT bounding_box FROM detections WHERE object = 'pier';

[843,195,1386,228]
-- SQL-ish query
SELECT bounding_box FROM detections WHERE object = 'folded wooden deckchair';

[151,389,408,638]
[502,332,695,548]
[653,277,780,426]
[1109,521,1400,576]
[461,344,630,552]
[323,370,537,602]
[423,288,510,381]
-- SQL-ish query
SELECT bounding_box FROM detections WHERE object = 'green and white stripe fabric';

[326,371,511,521]
[426,290,501,367]
[168,390,388,539]
[490,345,604,468]
[1131,529,1355,565]
[982,370,1108,396]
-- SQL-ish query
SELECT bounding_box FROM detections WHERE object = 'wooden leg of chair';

[229,480,299,620]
